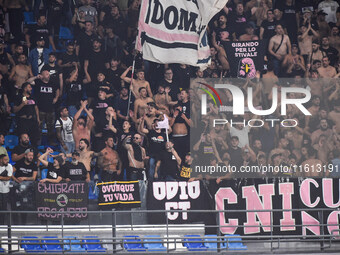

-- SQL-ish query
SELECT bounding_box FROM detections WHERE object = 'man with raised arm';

[121,67,152,99]
[72,100,95,149]
[123,134,147,181]
[39,147,64,183]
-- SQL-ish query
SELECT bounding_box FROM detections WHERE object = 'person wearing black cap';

[41,52,63,98]
[28,36,51,76]
[39,147,64,183]
[12,148,38,183]
[317,10,330,38]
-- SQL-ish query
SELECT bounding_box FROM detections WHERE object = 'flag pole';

[165,128,169,143]
[126,53,136,117]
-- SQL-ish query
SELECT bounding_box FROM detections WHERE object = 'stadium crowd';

[0,0,339,197]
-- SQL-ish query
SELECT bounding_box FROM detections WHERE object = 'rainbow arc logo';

[197,82,222,107]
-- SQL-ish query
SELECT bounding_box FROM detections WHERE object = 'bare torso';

[100,147,119,171]
[13,65,31,88]
[79,150,94,172]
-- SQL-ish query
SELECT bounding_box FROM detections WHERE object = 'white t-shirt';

[55,117,74,143]
[37,48,44,73]
[0,164,13,193]
[230,126,250,148]
[318,1,339,23]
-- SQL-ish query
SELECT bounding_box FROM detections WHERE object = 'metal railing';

[0,208,339,254]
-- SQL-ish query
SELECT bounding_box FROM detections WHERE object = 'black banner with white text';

[36,182,88,221]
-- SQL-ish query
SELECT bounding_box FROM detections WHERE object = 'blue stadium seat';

[42,236,63,252]
[143,235,167,252]
[47,152,59,163]
[4,135,18,150]
[63,236,86,252]
[82,236,106,252]
[23,12,36,25]
[224,234,247,250]
[21,236,44,252]
[0,247,4,252]
[183,235,207,251]
[204,234,226,251]
[41,169,48,179]
[123,235,146,252]
[59,26,74,40]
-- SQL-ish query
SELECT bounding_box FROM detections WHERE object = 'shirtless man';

[298,23,319,62]
[78,138,95,172]
[317,56,337,78]
[268,24,291,76]
[310,41,326,64]
[133,87,154,121]
[123,133,147,181]
[9,54,33,89]
[300,147,326,177]
[306,70,323,98]
[143,102,161,130]
[72,100,94,149]
[239,23,259,41]
[153,85,170,115]
[98,136,121,182]
[328,103,340,133]
[329,26,340,54]
[121,67,152,98]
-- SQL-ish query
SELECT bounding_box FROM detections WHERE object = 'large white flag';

[137,0,228,68]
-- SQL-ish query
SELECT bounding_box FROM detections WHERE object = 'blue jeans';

[272,58,282,77]
[61,141,75,154]
[148,157,156,181]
